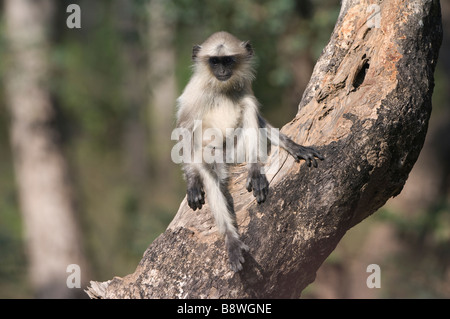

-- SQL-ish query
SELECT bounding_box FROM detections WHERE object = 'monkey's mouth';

[216,74,232,81]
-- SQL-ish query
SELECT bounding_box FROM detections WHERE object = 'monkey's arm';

[241,96,269,204]
[245,162,269,203]
[183,163,205,211]
[258,114,324,167]
[177,114,205,211]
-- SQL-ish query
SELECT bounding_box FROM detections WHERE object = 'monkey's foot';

[246,171,269,204]
[187,183,205,211]
[290,145,324,168]
[225,235,249,272]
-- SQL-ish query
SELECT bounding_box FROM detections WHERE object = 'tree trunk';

[86,0,442,298]
[147,0,177,187]
[4,0,88,298]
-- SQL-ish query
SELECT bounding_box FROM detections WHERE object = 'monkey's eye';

[209,57,220,65]
[222,56,235,66]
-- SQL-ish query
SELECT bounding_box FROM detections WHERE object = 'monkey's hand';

[246,169,269,204]
[289,144,324,168]
[187,183,205,211]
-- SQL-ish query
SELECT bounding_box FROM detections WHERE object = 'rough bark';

[4,0,88,298]
[87,0,442,298]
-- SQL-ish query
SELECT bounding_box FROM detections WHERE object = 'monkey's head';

[192,31,255,91]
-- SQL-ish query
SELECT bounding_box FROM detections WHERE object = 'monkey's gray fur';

[176,32,323,272]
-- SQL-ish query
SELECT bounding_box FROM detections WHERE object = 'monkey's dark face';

[208,56,236,81]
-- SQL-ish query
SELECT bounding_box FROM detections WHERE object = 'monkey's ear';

[192,45,202,61]
[242,41,253,57]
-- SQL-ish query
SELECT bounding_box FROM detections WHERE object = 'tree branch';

[86,0,442,298]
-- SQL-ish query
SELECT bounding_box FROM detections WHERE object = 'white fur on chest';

[202,97,243,136]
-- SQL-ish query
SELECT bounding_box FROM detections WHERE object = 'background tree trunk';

[4,0,88,298]
[87,0,442,299]
[147,0,178,189]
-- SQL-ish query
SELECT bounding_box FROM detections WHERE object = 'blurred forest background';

[0,0,448,298]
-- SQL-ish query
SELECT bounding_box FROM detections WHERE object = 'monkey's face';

[191,32,255,89]
[208,56,236,82]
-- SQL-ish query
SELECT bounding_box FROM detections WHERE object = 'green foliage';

[375,203,450,298]
[0,132,31,297]
[54,14,126,148]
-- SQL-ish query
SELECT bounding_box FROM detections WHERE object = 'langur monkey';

[175,31,323,272]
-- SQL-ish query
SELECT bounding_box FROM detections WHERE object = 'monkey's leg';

[221,181,250,272]
[278,133,324,168]
[258,114,324,167]
[224,229,249,272]
[246,162,269,204]
[200,163,249,272]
